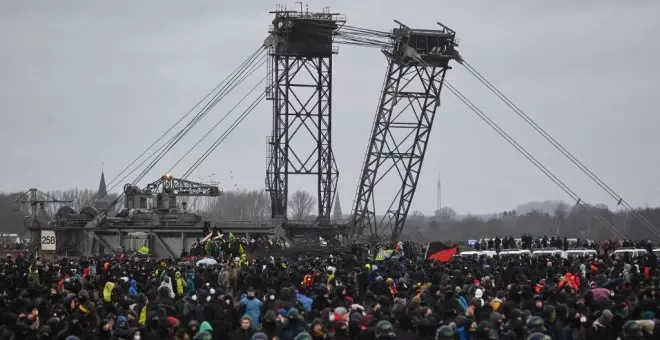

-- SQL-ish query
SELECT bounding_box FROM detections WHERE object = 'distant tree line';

[4,188,659,242]
[402,203,660,242]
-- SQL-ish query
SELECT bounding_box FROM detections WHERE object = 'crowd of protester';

[1,234,660,340]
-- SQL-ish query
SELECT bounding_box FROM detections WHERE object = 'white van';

[614,248,647,259]
[479,250,497,258]
[460,250,497,258]
[459,251,480,258]
[532,248,563,257]
[565,248,598,258]
[499,249,531,257]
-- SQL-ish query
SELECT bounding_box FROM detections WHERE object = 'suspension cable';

[82,46,264,210]
[460,59,660,238]
[411,54,627,239]
[182,90,267,179]
[104,46,263,193]
[303,21,394,49]
[168,71,268,174]
[444,79,628,239]
[105,48,265,196]
[324,23,628,238]
[330,23,627,238]
[91,47,266,215]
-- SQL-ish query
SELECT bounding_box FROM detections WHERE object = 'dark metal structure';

[13,188,72,227]
[123,174,221,212]
[18,14,462,255]
[32,174,273,257]
[265,7,344,229]
[350,21,460,241]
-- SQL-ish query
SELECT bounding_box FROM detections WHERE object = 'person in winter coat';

[586,310,615,340]
[199,321,213,338]
[157,285,177,317]
[261,311,280,340]
[239,288,263,330]
[175,272,187,297]
[202,290,230,340]
[129,279,138,297]
[280,308,305,340]
[218,266,230,294]
[231,315,255,340]
[56,312,84,340]
[160,276,176,299]
[103,282,115,304]
[114,315,133,340]
[187,273,196,297]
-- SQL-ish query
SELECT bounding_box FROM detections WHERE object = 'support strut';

[265,9,343,232]
[350,21,459,242]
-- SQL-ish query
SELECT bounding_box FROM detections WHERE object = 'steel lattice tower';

[351,22,460,242]
[265,8,343,228]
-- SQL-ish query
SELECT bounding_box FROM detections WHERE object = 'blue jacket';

[129,279,138,297]
[186,273,197,296]
[115,315,128,329]
[295,292,312,312]
[240,294,263,329]
[186,278,195,296]
[457,295,468,313]
[456,326,468,340]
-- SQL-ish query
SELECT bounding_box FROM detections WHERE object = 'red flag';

[426,242,458,262]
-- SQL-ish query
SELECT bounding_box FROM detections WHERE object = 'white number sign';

[41,230,56,251]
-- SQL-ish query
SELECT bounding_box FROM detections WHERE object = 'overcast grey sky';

[1,0,659,216]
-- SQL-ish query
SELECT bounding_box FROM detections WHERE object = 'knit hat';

[167,316,180,327]
[193,332,212,340]
[199,321,213,333]
[287,308,300,320]
[251,333,269,340]
[240,315,253,326]
[294,333,312,340]
[622,320,643,337]
[598,309,613,325]
[436,325,455,340]
[374,320,396,338]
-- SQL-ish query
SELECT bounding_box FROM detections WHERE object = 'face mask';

[580,316,587,323]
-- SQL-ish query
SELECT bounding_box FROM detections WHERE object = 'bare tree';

[290,190,315,221]
[436,207,457,220]
[209,189,270,220]
[46,189,123,215]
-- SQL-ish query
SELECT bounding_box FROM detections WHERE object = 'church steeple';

[333,193,342,220]
[98,171,107,199]
[94,170,111,211]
